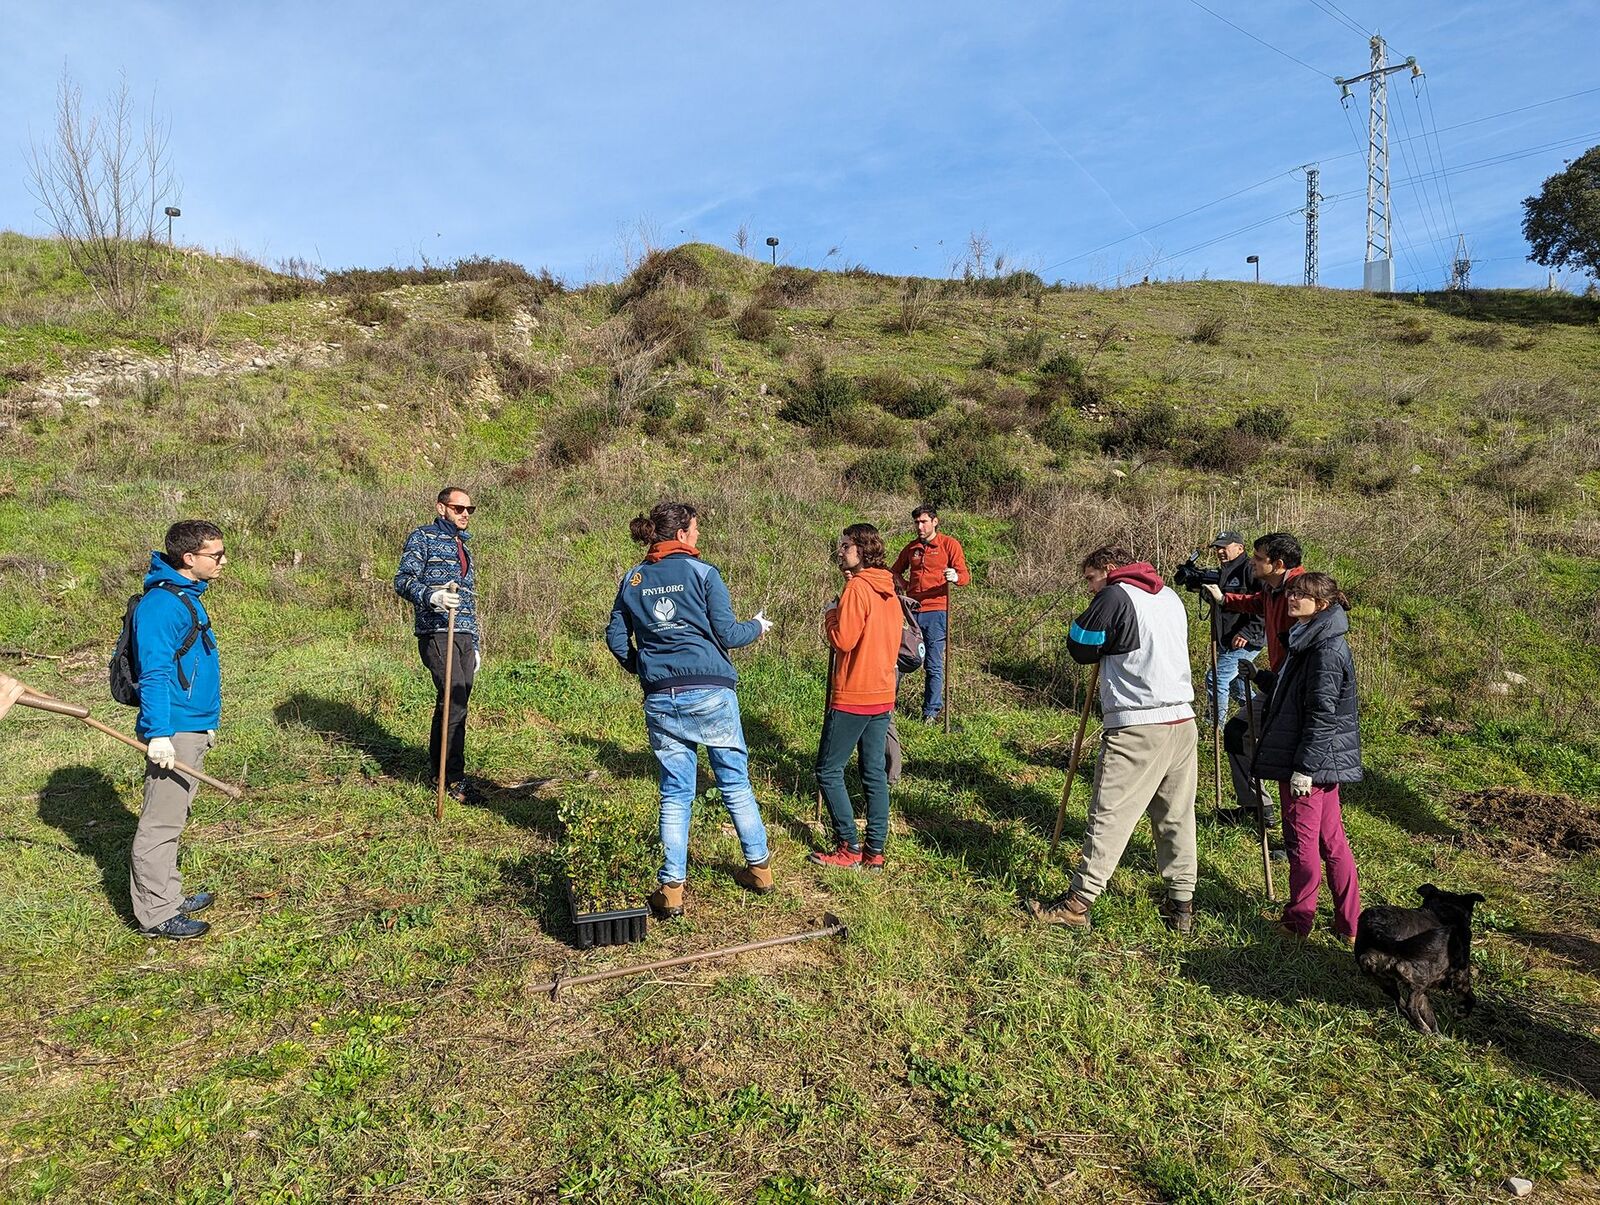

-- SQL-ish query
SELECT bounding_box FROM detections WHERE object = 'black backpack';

[109,582,211,706]
[895,595,926,673]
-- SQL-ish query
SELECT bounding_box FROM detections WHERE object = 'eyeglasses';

[190,549,227,561]
[446,504,476,514]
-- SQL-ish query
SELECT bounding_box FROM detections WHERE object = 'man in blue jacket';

[131,520,225,940]
[395,486,480,802]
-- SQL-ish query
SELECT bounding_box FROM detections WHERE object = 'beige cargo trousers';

[130,730,214,929]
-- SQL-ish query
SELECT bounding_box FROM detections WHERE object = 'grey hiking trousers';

[130,730,213,930]
[1071,720,1199,904]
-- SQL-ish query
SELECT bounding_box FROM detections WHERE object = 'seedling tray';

[567,885,648,950]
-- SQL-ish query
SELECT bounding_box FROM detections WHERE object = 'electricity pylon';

[1335,36,1422,293]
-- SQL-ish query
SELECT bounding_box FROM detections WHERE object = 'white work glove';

[1289,771,1314,796]
[147,737,177,771]
[754,610,773,635]
[473,649,482,674]
[428,587,461,611]
[943,568,959,584]
[1201,583,1224,604]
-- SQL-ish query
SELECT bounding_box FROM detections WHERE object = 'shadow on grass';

[1344,768,1457,838]
[499,850,575,944]
[37,767,138,929]
[1405,288,1600,328]
[985,651,1087,710]
[1511,929,1600,974]
[273,692,426,782]
[1179,936,1380,1012]
[1466,996,1600,1099]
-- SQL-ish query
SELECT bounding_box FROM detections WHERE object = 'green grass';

[2,234,1600,1200]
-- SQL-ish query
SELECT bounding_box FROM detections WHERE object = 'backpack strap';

[149,582,209,691]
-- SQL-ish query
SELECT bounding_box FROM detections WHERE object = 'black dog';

[1354,884,1485,1034]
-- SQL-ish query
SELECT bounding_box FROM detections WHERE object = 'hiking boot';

[1159,895,1195,935]
[142,914,210,940]
[178,891,215,916]
[807,843,862,870]
[733,859,775,895]
[1272,919,1308,940]
[1026,892,1092,930]
[860,848,886,873]
[649,881,685,918]
[1213,806,1255,827]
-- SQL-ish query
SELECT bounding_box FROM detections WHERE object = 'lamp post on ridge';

[765,236,779,265]
[164,206,182,247]
[1245,254,1259,284]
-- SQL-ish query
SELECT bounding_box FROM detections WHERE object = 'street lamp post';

[164,206,182,247]
[1246,254,1259,284]
[765,236,779,266]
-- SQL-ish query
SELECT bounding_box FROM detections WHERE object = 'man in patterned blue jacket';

[395,486,481,802]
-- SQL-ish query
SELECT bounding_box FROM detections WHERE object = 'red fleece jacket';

[891,533,969,612]
[1223,564,1305,670]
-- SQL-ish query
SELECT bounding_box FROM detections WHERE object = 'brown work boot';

[1159,895,1195,935]
[1026,891,1092,930]
[649,881,685,918]
[733,859,775,895]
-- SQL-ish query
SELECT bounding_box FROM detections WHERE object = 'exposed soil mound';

[1454,787,1600,857]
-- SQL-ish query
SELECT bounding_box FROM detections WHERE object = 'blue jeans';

[815,709,891,852]
[914,609,948,720]
[642,686,770,885]
[1204,645,1260,724]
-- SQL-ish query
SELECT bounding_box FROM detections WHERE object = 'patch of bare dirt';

[1454,787,1600,858]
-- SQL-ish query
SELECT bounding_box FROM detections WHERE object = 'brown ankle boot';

[1159,895,1194,935]
[733,859,775,895]
[649,881,685,918]
[1026,891,1092,930]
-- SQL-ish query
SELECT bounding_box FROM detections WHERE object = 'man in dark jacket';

[395,486,480,802]
[1204,531,1305,673]
[131,520,226,940]
[1200,531,1264,725]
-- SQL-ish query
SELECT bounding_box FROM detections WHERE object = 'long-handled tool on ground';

[942,587,955,734]
[1241,674,1276,901]
[15,685,243,799]
[1207,602,1224,812]
[528,914,847,1000]
[1049,664,1100,860]
[435,582,460,823]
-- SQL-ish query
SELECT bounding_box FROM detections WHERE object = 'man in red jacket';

[1204,531,1306,673]
[891,504,970,723]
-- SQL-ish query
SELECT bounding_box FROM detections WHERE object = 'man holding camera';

[1176,531,1264,725]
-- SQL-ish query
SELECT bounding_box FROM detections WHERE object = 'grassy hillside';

[2,232,1600,1202]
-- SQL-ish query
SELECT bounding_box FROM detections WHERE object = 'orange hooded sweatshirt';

[825,567,901,710]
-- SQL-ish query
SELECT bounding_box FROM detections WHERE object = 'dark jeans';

[914,609,948,720]
[816,708,891,852]
[419,632,475,784]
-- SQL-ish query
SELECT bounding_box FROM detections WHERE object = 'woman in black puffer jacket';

[1251,572,1362,941]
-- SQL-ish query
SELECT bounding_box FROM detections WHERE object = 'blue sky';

[2,1,1595,289]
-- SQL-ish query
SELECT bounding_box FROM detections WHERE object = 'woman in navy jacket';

[606,501,775,919]
[1251,571,1362,940]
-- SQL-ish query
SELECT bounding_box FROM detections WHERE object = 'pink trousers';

[1278,781,1361,938]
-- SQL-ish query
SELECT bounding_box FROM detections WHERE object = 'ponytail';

[628,500,698,547]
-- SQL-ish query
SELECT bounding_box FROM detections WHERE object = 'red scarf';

[646,540,700,563]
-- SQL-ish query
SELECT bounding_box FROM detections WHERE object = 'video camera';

[1172,549,1220,594]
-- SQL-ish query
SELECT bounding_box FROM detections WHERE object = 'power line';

[1421,77,1464,241]
[1181,0,1332,79]
[1090,207,1306,286]
[1302,0,1367,38]
[1319,85,1600,163]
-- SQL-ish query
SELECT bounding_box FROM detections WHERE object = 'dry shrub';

[627,286,707,364]
[463,280,512,322]
[888,277,935,335]
[734,302,777,341]
[1472,444,1579,514]
[493,351,557,398]
[1452,326,1506,350]
[614,247,708,308]
[1472,377,1589,425]
[1392,316,1433,344]
[753,266,819,308]
[977,329,1047,372]
[543,395,625,467]
[344,292,403,326]
[1189,313,1228,345]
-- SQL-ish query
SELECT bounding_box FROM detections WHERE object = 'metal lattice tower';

[1449,234,1471,290]
[1336,36,1421,292]
[1304,165,1321,287]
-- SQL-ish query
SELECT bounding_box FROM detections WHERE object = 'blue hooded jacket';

[606,548,762,693]
[134,553,222,740]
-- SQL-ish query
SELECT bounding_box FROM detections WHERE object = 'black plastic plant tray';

[567,887,649,951]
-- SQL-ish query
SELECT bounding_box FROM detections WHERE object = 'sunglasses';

[446,504,477,514]
[191,550,227,561]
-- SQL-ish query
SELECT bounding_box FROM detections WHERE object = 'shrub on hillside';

[543,399,623,467]
[1033,409,1087,455]
[1032,350,1104,410]
[463,280,512,322]
[975,269,1046,299]
[493,351,557,398]
[628,289,708,363]
[1187,425,1265,473]
[703,289,731,320]
[914,412,1023,508]
[1234,404,1290,441]
[1099,401,1182,457]
[815,403,898,447]
[1392,317,1433,344]
[639,392,678,421]
[324,256,562,299]
[845,449,916,493]
[1452,326,1507,350]
[1472,446,1578,514]
[888,277,935,335]
[1189,314,1228,345]
[754,266,819,308]
[344,291,403,326]
[778,357,858,427]
[977,329,1047,372]
[859,370,949,420]
[734,301,777,341]
[614,247,708,308]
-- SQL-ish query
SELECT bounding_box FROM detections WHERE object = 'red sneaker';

[807,843,862,869]
[860,848,886,873]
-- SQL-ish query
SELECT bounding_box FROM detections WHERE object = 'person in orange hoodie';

[891,504,969,722]
[811,523,903,871]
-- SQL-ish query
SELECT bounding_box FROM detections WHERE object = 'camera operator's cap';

[1209,530,1244,548]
